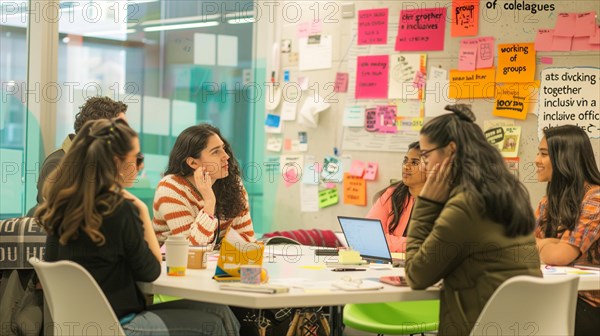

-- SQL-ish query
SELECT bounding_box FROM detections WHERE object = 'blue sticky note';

[284,70,290,82]
[265,114,281,127]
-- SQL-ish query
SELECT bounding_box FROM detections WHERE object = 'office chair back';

[28,258,125,336]
[470,275,579,336]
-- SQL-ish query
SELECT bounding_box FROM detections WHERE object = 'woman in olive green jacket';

[405,105,542,335]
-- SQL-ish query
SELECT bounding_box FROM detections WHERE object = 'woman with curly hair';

[153,124,255,245]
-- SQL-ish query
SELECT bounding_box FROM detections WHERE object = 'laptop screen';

[337,216,392,263]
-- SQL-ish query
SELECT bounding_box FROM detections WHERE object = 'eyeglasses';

[420,145,446,160]
[402,158,421,167]
[136,153,144,167]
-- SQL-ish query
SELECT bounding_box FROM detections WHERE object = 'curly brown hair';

[73,96,128,134]
[165,124,246,220]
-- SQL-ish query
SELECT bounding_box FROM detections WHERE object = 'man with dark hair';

[27,96,128,215]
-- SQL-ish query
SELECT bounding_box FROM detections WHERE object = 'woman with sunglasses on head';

[404,105,541,335]
[367,141,426,253]
[534,125,600,335]
[153,124,255,246]
[35,119,240,336]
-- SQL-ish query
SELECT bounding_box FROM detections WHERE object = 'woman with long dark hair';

[404,105,541,335]
[36,119,240,335]
[153,124,255,245]
[535,125,600,335]
[367,141,425,252]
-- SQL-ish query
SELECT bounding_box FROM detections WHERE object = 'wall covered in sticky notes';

[261,0,599,233]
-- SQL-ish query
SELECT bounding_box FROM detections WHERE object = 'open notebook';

[337,216,405,267]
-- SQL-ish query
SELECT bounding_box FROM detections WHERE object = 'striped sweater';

[152,174,255,245]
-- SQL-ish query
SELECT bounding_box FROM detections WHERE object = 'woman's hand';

[193,166,216,216]
[419,155,454,203]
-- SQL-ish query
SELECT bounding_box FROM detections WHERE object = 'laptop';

[337,216,405,267]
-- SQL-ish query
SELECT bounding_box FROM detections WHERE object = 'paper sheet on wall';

[425,67,456,117]
[537,67,600,140]
[300,183,319,212]
[554,13,577,37]
[319,188,339,208]
[321,156,343,183]
[280,155,304,187]
[302,156,320,185]
[343,106,366,127]
[266,136,282,152]
[388,54,427,100]
[280,101,298,121]
[535,29,554,51]
[484,126,521,158]
[575,12,597,37]
[363,162,378,181]
[342,127,416,153]
[298,93,330,128]
[299,35,332,71]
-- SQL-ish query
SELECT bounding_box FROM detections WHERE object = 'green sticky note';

[319,188,339,208]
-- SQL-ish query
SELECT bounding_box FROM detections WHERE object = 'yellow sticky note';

[493,82,539,120]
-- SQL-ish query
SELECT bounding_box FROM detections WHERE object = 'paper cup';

[165,235,188,276]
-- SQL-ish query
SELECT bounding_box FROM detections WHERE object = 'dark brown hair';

[74,96,128,134]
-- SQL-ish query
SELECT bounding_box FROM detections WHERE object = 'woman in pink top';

[367,141,426,252]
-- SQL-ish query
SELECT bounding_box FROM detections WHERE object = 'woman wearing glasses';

[404,105,541,335]
[367,141,426,252]
[153,124,255,246]
[36,119,240,335]
[534,125,600,334]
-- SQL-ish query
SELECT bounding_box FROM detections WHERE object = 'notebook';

[337,216,405,267]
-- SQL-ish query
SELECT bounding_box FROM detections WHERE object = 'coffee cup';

[165,235,188,276]
[240,265,269,285]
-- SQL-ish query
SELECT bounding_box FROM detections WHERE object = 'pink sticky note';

[309,21,323,35]
[376,105,397,134]
[395,7,446,51]
[358,8,389,45]
[575,12,596,37]
[349,161,366,177]
[283,139,292,151]
[535,29,554,51]
[554,13,577,37]
[355,55,389,99]
[413,71,426,89]
[590,26,600,45]
[552,36,573,51]
[363,162,378,181]
[477,37,495,68]
[284,169,299,188]
[540,57,553,65]
[325,182,336,189]
[458,40,478,71]
[334,72,349,93]
[297,22,309,38]
[572,37,592,51]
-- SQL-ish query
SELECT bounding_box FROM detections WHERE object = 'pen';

[332,268,367,272]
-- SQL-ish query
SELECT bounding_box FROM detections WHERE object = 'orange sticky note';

[449,68,496,99]
[343,173,367,206]
[451,0,479,37]
[493,82,539,120]
[496,43,536,83]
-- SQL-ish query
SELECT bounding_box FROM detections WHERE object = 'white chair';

[470,275,579,336]
[28,258,125,336]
